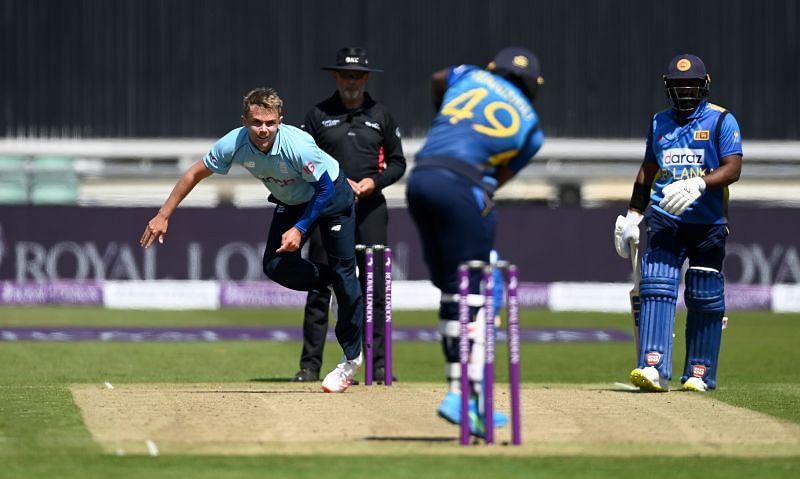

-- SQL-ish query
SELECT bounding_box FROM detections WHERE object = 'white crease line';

[104,382,114,390]
[146,439,159,456]
[614,382,638,391]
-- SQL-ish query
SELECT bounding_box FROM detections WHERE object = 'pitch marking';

[146,439,159,456]
[614,382,638,391]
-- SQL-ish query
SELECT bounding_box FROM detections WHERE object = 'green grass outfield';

[1,307,799,478]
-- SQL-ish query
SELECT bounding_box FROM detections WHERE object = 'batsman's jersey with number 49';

[203,125,340,205]
[417,65,543,182]
[645,101,742,224]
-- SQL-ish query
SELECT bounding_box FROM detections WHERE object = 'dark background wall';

[2,0,798,139]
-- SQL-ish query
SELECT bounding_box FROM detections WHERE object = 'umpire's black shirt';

[301,92,406,197]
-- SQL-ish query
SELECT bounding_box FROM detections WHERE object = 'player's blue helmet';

[663,53,710,113]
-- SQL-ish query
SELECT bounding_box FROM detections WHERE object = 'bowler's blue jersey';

[417,65,544,179]
[645,101,742,224]
[203,124,340,205]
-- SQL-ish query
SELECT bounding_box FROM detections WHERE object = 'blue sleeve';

[643,120,657,164]
[447,64,476,86]
[718,113,743,157]
[294,171,335,234]
[506,124,544,175]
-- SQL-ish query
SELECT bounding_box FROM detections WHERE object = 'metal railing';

[2,137,799,206]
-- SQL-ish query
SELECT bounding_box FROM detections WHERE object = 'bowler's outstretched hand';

[140,214,168,248]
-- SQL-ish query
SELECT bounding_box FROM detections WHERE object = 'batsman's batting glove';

[659,177,706,216]
[614,210,644,259]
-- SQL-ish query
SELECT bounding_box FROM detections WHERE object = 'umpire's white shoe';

[322,353,362,393]
[682,377,708,392]
[630,366,669,392]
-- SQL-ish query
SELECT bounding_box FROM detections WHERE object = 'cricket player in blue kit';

[614,54,743,392]
[140,88,363,393]
[406,47,544,435]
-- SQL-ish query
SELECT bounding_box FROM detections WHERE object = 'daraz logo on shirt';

[662,148,704,166]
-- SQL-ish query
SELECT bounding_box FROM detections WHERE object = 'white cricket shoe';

[630,366,669,392]
[322,353,362,393]
[682,377,708,392]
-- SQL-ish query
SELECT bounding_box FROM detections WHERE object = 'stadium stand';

[0,155,29,204]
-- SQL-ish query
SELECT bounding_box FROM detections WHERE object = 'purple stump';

[384,247,393,386]
[483,265,496,444]
[507,265,522,445]
[365,247,374,385]
[458,264,471,445]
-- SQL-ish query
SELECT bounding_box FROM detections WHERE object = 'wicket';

[356,244,393,386]
[458,260,521,446]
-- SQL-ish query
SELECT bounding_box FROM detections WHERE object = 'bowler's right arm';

[139,160,214,248]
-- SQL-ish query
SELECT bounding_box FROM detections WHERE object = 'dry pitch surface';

[71,382,800,457]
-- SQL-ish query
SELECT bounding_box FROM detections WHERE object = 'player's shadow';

[364,436,455,443]
[186,389,309,394]
[600,387,664,394]
[249,377,295,383]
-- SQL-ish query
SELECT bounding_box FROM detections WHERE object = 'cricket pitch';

[71,382,800,457]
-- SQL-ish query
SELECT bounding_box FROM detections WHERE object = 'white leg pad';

[446,363,460,393]
[441,293,485,307]
[439,312,486,343]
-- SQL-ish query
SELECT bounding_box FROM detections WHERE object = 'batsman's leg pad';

[438,300,461,369]
[638,249,681,380]
[681,267,725,389]
[439,313,486,384]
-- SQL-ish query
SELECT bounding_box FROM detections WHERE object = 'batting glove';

[659,177,706,216]
[614,210,644,259]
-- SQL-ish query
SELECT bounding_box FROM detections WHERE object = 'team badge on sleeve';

[303,162,315,175]
[207,153,219,168]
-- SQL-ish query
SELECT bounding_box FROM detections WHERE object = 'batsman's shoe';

[437,391,463,424]
[466,408,508,439]
[470,400,508,429]
[682,376,708,392]
[322,353,362,393]
[468,409,491,439]
[436,391,509,428]
[630,366,669,392]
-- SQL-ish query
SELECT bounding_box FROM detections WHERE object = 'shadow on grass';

[364,436,456,443]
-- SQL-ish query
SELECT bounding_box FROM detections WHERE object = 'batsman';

[614,54,743,392]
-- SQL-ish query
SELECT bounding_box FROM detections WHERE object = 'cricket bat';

[629,238,641,357]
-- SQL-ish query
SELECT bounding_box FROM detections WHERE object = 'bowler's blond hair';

[243,88,283,116]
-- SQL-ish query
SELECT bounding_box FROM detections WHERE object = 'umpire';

[293,47,407,383]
